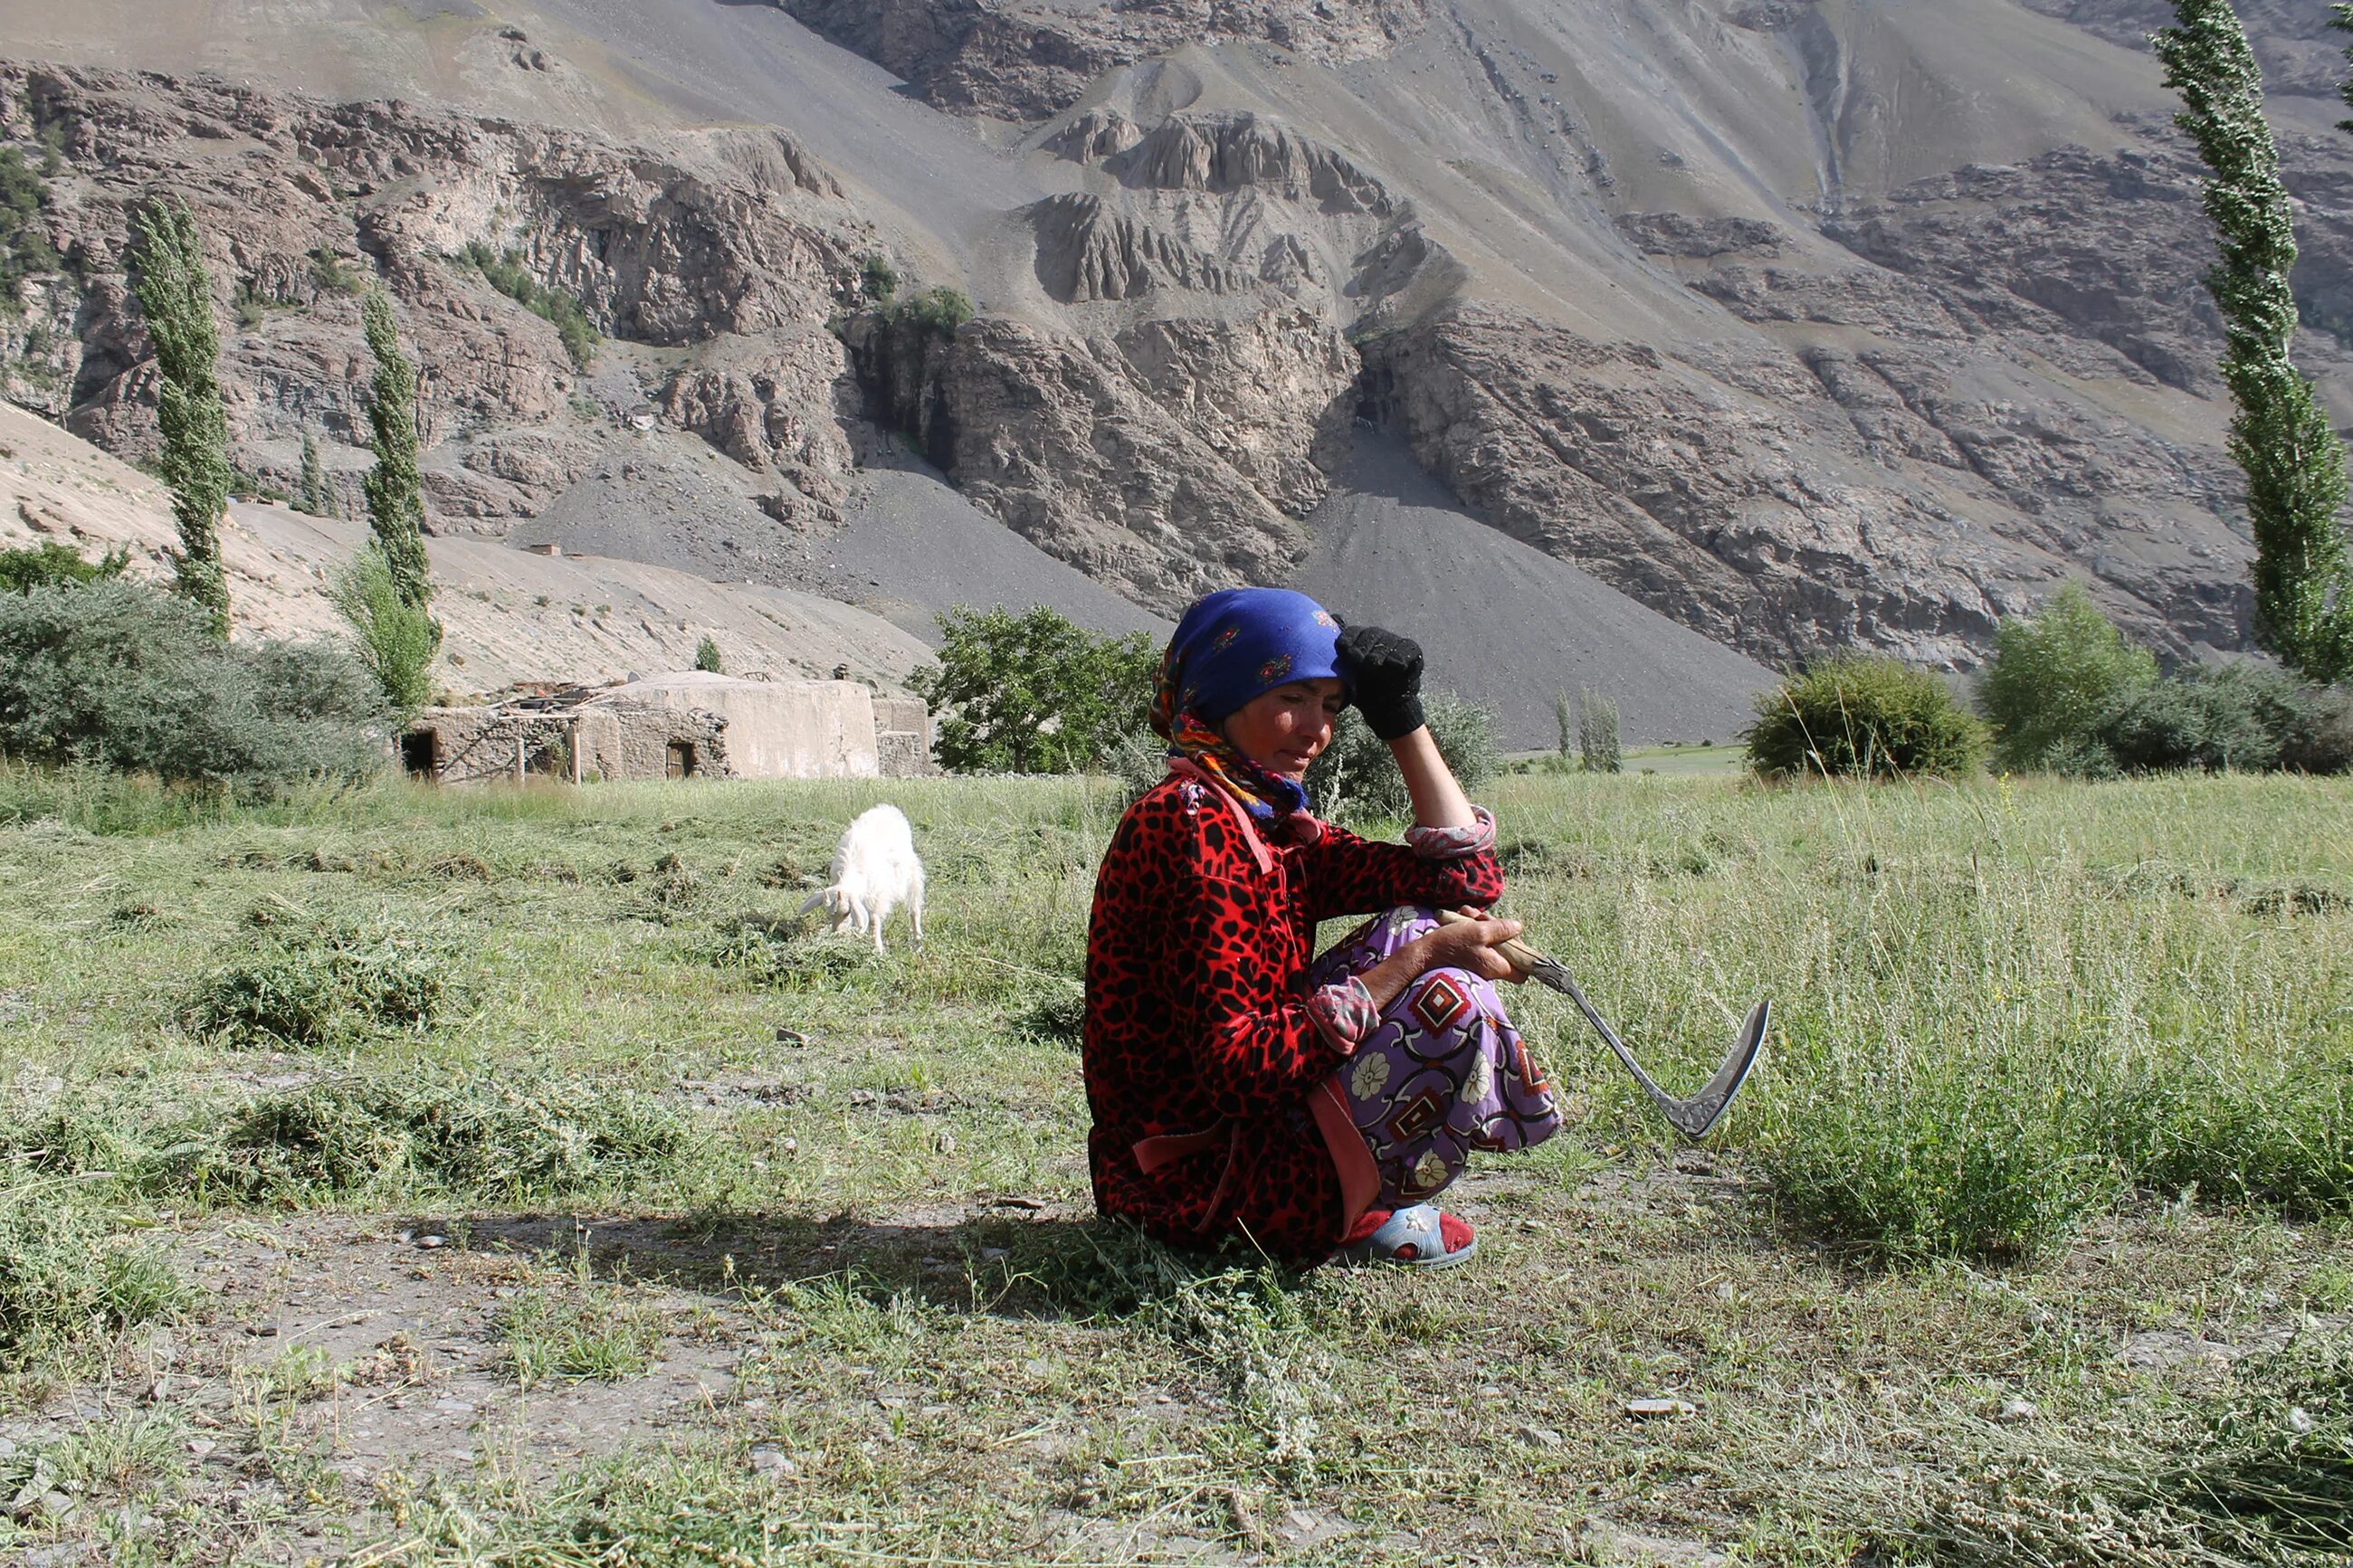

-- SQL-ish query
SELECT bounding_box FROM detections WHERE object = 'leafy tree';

[0,542,128,594]
[1746,657,1987,782]
[0,579,386,790]
[912,605,1152,774]
[358,291,436,635]
[2158,3,2353,682]
[331,544,438,721]
[297,432,331,517]
[1978,582,2159,771]
[694,634,723,674]
[1577,684,1623,774]
[127,200,232,635]
[860,253,899,304]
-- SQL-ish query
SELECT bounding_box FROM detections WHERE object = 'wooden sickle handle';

[1434,907,1544,976]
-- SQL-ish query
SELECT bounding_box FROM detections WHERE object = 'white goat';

[799,803,925,954]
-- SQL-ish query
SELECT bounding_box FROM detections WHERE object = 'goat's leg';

[910,881,925,950]
[868,894,892,955]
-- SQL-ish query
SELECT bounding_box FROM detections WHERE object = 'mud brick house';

[402,674,931,784]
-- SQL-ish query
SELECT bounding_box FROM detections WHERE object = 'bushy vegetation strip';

[0,580,387,792]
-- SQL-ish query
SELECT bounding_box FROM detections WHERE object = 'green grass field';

[1,765,2348,1565]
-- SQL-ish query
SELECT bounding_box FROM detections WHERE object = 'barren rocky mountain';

[2,0,2348,742]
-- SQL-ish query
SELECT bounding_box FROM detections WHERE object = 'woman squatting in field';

[1081,588,1561,1268]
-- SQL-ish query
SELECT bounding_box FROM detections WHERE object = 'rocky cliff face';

[5,0,2350,681]
[0,62,872,528]
[767,0,1432,120]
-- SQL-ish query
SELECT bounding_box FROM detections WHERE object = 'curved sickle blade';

[1519,953,1769,1142]
[1432,911,1770,1140]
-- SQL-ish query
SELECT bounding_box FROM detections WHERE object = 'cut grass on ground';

[0,765,2348,1564]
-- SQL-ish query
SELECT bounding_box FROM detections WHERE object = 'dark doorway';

[400,730,440,779]
[665,742,697,779]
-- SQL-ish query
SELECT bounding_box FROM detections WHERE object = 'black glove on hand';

[1337,624,1426,740]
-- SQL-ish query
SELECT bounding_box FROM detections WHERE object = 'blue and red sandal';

[1332,1204,1478,1269]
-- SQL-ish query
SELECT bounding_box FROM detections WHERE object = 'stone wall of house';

[595,673,881,778]
[404,707,608,784]
[872,694,933,778]
[599,701,730,780]
[405,703,729,784]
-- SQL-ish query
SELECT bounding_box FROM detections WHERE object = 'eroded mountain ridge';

[4,0,2349,675]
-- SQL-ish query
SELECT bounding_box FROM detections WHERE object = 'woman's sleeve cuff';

[1406,805,1496,860]
[1309,976,1379,1056]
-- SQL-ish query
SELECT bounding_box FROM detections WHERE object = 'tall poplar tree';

[2157,2,2353,683]
[2337,5,2353,130]
[358,290,434,622]
[296,432,330,517]
[128,200,232,635]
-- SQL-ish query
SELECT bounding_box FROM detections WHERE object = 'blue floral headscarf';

[1149,588,1347,821]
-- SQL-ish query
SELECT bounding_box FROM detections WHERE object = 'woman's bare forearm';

[1390,726,1475,830]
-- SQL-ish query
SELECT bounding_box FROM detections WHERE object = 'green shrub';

[860,253,899,303]
[201,1069,701,1203]
[0,580,388,790]
[332,543,440,719]
[459,242,599,368]
[2289,683,2353,774]
[182,917,471,1050]
[1306,690,1499,822]
[2100,1063,2353,1218]
[2097,661,2309,774]
[0,1190,182,1368]
[694,633,723,674]
[310,244,364,295]
[1979,582,2158,771]
[891,284,973,338]
[0,541,128,594]
[1746,657,1987,782]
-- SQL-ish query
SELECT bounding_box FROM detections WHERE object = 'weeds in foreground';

[499,1284,664,1389]
[0,1184,182,1369]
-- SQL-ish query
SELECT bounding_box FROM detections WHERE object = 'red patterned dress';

[1081,765,1513,1263]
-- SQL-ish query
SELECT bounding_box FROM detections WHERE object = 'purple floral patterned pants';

[1308,907,1563,1207]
